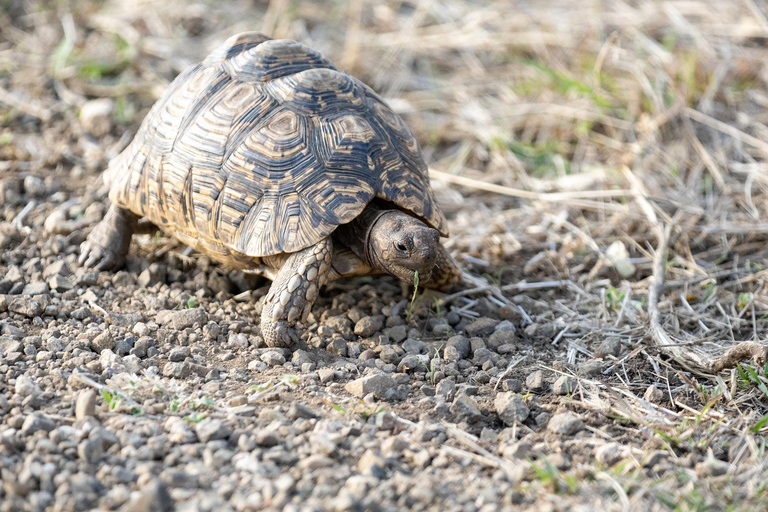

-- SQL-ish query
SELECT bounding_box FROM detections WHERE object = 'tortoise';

[79,32,462,348]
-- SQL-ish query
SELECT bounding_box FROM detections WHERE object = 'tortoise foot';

[261,320,300,348]
[78,204,139,271]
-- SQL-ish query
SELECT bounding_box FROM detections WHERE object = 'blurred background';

[1,0,768,356]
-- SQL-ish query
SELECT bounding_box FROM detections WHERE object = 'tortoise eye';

[395,241,408,252]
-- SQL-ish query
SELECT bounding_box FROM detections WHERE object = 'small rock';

[326,338,347,357]
[170,308,208,330]
[21,413,57,435]
[47,275,74,292]
[501,379,523,393]
[464,317,498,337]
[76,389,97,420]
[577,359,607,376]
[487,329,517,350]
[358,450,387,479]
[525,370,549,392]
[644,384,664,403]
[9,297,43,318]
[78,438,104,463]
[80,98,114,137]
[137,263,166,288]
[547,412,584,435]
[397,354,428,373]
[449,393,482,423]
[379,345,402,364]
[345,374,396,399]
[261,351,286,366]
[15,375,39,397]
[169,346,191,362]
[287,402,317,420]
[121,479,172,512]
[195,418,232,443]
[446,335,470,359]
[552,375,577,395]
[595,337,622,358]
[354,316,384,337]
[254,430,279,447]
[229,395,248,407]
[388,325,408,343]
[494,392,530,426]
[22,282,49,296]
[402,338,424,354]
[435,379,456,400]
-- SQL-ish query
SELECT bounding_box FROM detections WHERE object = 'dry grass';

[2,0,768,509]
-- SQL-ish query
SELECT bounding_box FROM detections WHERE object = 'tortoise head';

[367,211,440,284]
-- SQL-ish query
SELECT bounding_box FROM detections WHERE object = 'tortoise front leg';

[79,204,140,270]
[425,243,462,292]
[261,237,333,348]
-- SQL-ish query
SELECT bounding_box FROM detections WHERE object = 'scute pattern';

[106,32,447,259]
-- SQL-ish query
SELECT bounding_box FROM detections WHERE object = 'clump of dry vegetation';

[2,0,768,510]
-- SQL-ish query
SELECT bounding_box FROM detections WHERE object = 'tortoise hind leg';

[261,237,333,348]
[79,204,140,270]
[425,243,463,292]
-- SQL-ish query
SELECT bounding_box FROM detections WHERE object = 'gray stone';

[0,323,24,338]
[79,98,114,137]
[345,374,396,399]
[494,392,530,425]
[446,335,470,359]
[387,325,408,343]
[121,479,173,512]
[47,275,74,292]
[9,298,43,318]
[488,329,517,350]
[397,354,428,373]
[21,414,57,435]
[358,450,387,479]
[547,412,584,435]
[379,345,402,364]
[169,346,191,362]
[76,389,97,420]
[137,263,166,288]
[354,316,384,337]
[163,361,191,378]
[78,438,104,463]
[287,402,317,420]
[170,308,208,330]
[526,370,549,392]
[318,368,336,383]
[22,282,49,295]
[254,430,279,447]
[402,338,424,354]
[261,351,286,366]
[435,378,455,400]
[644,384,664,403]
[15,375,39,397]
[464,317,498,337]
[553,375,577,395]
[195,418,232,443]
[449,393,482,423]
[595,337,622,358]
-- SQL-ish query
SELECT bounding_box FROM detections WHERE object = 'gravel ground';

[3,1,768,511]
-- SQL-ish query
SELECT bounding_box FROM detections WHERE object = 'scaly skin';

[78,205,140,270]
[428,243,462,292]
[260,237,333,348]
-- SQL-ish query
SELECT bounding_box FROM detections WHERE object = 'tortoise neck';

[335,203,389,269]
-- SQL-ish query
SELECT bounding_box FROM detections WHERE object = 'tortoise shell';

[105,32,447,259]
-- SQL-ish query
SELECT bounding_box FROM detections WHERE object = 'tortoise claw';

[79,240,123,271]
